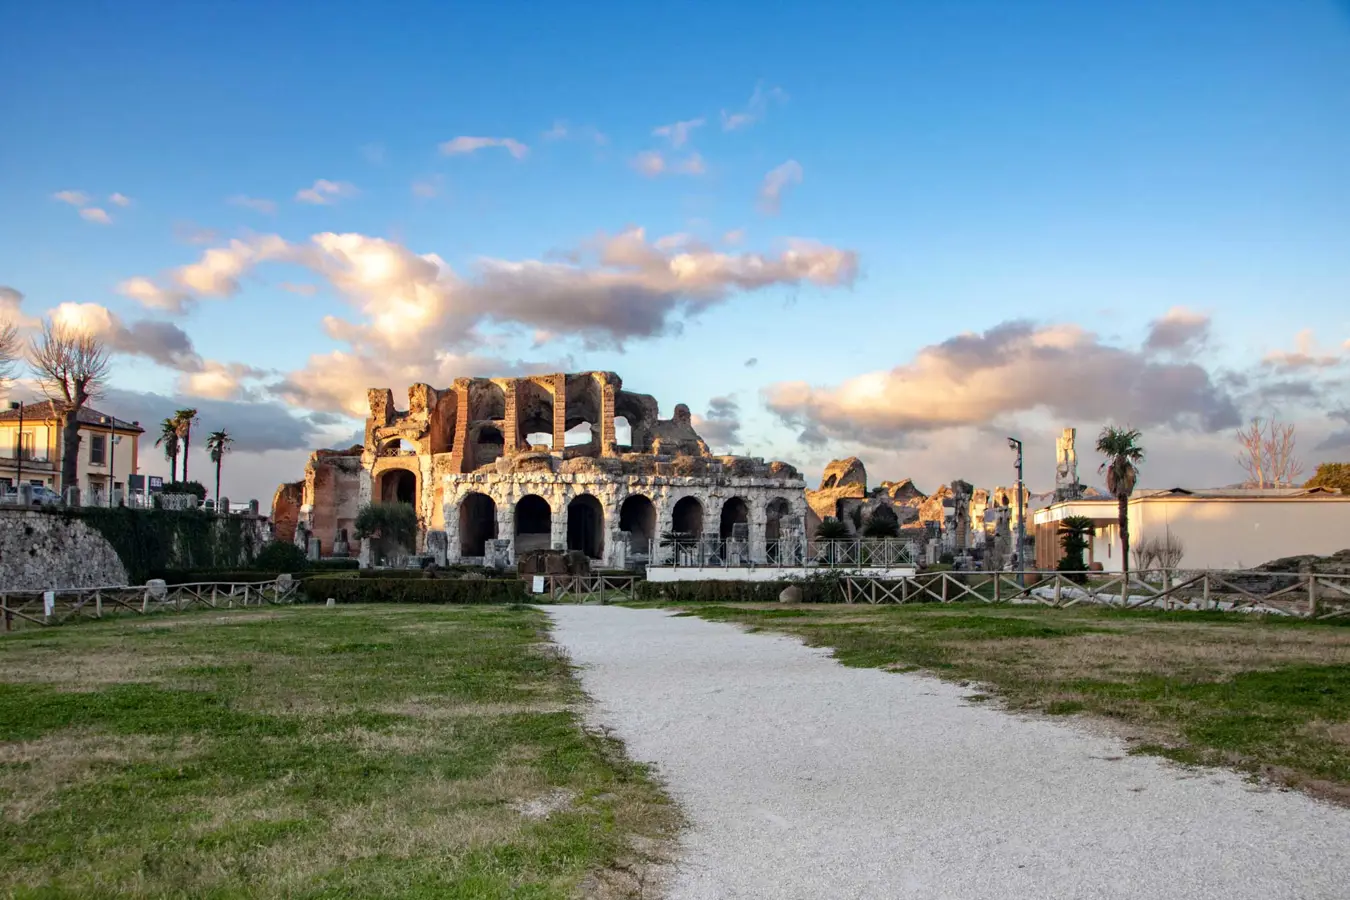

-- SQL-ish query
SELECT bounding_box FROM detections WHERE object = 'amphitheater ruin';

[272,371,810,569]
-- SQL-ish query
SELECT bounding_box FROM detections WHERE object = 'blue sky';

[2,0,1348,502]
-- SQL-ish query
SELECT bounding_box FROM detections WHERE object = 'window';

[16,431,34,461]
[29,480,42,487]
[90,434,107,466]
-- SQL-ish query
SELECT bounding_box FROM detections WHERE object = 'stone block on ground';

[779,584,803,604]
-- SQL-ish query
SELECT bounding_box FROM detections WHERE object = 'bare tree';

[0,321,20,390]
[28,319,110,493]
[1235,417,1304,488]
[1155,531,1185,571]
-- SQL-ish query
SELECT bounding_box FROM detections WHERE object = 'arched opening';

[719,497,750,540]
[430,391,458,454]
[380,437,417,456]
[671,496,703,538]
[567,494,604,559]
[619,494,656,553]
[516,380,555,451]
[822,474,839,489]
[514,495,552,553]
[458,492,497,557]
[564,421,597,448]
[379,469,417,505]
[473,424,505,467]
[765,497,793,542]
[469,381,506,421]
[614,415,632,449]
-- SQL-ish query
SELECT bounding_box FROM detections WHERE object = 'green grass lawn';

[0,605,677,899]
[665,602,1350,802]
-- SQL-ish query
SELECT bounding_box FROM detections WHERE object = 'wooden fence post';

[1202,572,1211,611]
[1309,573,1319,618]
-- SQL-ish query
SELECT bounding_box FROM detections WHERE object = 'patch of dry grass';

[0,605,679,898]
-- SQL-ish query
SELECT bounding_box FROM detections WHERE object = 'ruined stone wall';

[0,508,128,590]
[271,481,303,546]
[302,450,366,556]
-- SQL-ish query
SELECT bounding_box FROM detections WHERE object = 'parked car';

[4,485,61,506]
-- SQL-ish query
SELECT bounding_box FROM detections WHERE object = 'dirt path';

[548,605,1350,900]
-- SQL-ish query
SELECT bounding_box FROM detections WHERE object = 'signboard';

[149,476,164,493]
[531,576,545,594]
[43,591,55,618]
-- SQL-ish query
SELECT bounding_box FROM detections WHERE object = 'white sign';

[531,576,545,594]
[43,590,55,618]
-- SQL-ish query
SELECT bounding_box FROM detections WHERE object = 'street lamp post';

[9,401,24,490]
[1007,436,1025,586]
[101,416,122,507]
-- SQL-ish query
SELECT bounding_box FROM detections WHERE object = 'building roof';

[0,400,144,433]
[1035,485,1346,522]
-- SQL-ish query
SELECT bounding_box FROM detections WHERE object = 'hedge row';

[357,565,499,580]
[301,577,530,605]
[633,580,841,604]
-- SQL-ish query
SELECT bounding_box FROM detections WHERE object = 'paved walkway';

[548,605,1350,900]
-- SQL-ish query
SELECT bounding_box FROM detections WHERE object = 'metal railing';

[650,537,917,569]
[1,578,300,632]
[835,569,1350,619]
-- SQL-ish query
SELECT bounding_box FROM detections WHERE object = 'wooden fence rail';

[839,570,1350,620]
[1,579,300,632]
[547,575,638,605]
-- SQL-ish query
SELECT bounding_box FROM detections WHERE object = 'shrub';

[253,540,308,572]
[633,579,840,604]
[815,518,850,540]
[161,481,207,502]
[862,506,900,538]
[301,577,529,604]
[355,502,418,564]
[309,557,360,571]
[158,570,290,584]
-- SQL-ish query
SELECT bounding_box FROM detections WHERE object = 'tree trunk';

[170,451,178,483]
[215,459,221,503]
[1118,494,1130,581]
[182,431,191,482]
[60,412,81,494]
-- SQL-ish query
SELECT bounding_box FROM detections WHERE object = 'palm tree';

[1057,515,1096,583]
[1096,426,1145,580]
[206,429,233,503]
[155,418,180,482]
[174,408,199,482]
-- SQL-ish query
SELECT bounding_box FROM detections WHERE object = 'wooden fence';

[1,579,300,632]
[547,575,639,604]
[839,570,1350,620]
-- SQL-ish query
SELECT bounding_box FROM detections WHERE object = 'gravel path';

[548,605,1350,900]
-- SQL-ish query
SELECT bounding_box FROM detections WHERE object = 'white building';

[1033,487,1350,571]
[0,401,144,501]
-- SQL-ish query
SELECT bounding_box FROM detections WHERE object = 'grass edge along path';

[658,601,1350,805]
[0,604,680,899]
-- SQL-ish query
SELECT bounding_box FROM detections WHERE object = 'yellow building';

[0,400,144,500]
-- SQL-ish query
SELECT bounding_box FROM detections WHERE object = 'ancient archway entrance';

[619,494,656,554]
[765,497,793,542]
[567,495,605,559]
[380,469,417,505]
[459,492,498,557]
[719,497,750,540]
[671,496,704,538]
[514,495,552,553]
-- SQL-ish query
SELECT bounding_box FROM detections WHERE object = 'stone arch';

[514,494,552,553]
[378,436,417,456]
[378,467,417,505]
[469,381,506,421]
[671,495,704,538]
[564,375,604,456]
[429,390,459,454]
[619,493,656,552]
[613,415,632,449]
[516,380,556,450]
[566,494,605,559]
[469,423,505,468]
[458,492,497,557]
[765,497,794,542]
[719,496,750,540]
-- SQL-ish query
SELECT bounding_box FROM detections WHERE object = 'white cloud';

[295,179,357,205]
[438,136,529,159]
[653,117,704,148]
[765,320,1244,447]
[631,151,705,177]
[52,190,90,207]
[48,301,202,371]
[1263,329,1344,370]
[1144,307,1211,356]
[176,361,266,401]
[543,121,569,140]
[758,160,803,215]
[411,175,443,199]
[721,82,788,131]
[0,286,40,329]
[108,192,132,207]
[228,195,278,215]
[541,121,607,145]
[79,207,112,225]
[118,235,292,313]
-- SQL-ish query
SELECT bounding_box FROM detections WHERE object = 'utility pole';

[1008,436,1025,586]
